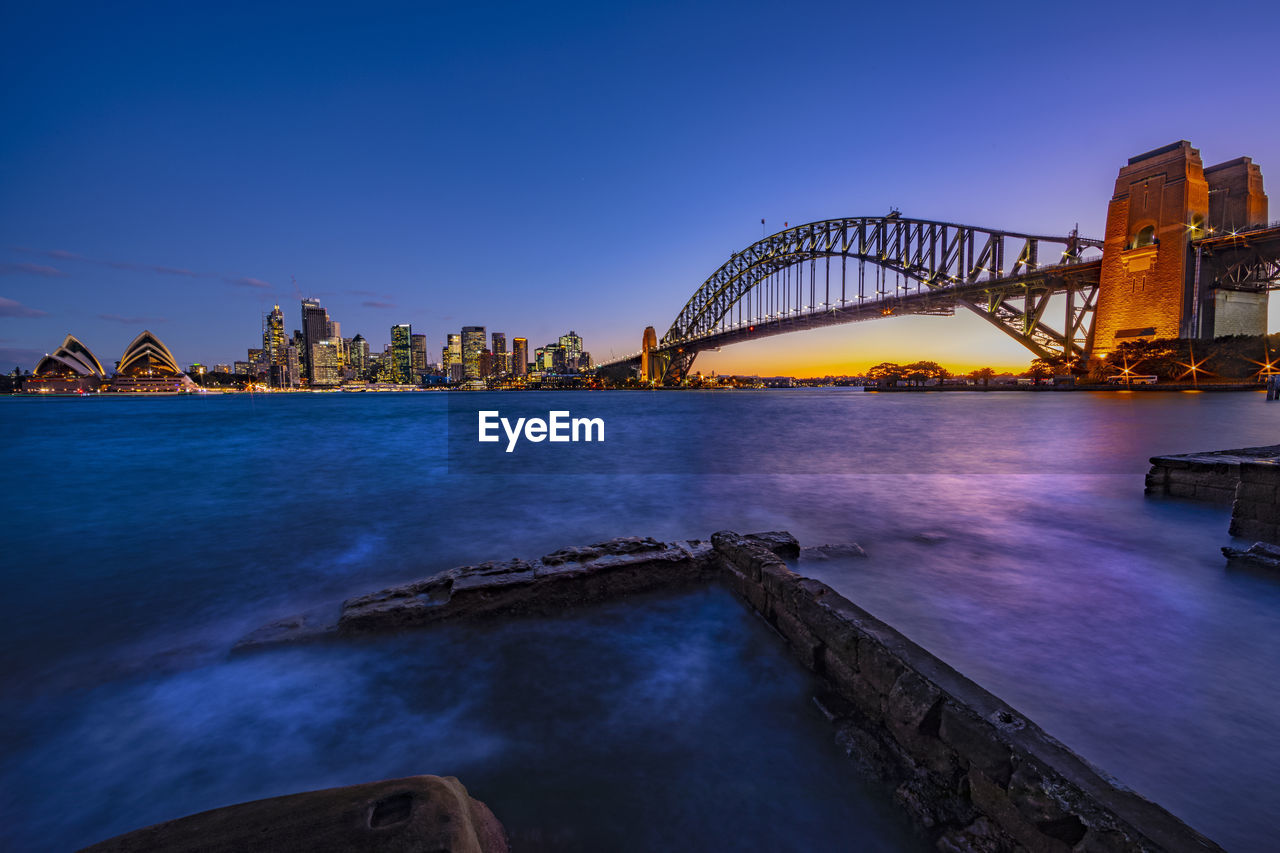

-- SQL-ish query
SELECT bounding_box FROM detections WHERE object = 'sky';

[2,0,1278,376]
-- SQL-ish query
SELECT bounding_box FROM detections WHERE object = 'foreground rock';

[236,536,774,651]
[1222,541,1280,571]
[81,775,507,853]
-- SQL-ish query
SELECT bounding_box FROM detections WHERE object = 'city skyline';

[3,1,1278,376]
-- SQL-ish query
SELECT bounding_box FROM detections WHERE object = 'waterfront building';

[234,361,252,375]
[188,363,206,376]
[25,334,107,393]
[391,324,413,384]
[300,298,328,381]
[214,364,231,374]
[461,326,485,380]
[311,338,343,387]
[534,346,546,372]
[512,337,528,377]
[108,330,199,393]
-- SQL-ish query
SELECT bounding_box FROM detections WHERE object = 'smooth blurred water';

[2,389,1278,851]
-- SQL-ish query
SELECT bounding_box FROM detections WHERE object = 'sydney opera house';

[26,330,199,394]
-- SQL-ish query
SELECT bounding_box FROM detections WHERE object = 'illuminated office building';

[558,331,583,372]
[512,337,528,376]
[311,339,343,387]
[411,333,427,376]
[461,326,485,381]
[349,334,369,374]
[264,305,286,363]
[391,324,413,384]
[491,332,508,376]
[300,298,328,381]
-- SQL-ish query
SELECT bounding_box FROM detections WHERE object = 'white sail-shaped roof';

[117,330,182,377]
[34,334,107,377]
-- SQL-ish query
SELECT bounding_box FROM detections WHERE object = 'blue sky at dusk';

[3,0,1278,375]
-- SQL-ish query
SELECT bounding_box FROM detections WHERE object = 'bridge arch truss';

[657,217,1103,381]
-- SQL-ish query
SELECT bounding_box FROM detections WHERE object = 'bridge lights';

[1177,347,1209,386]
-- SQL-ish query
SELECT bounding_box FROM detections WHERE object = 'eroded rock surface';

[800,543,868,560]
[1222,541,1280,571]
[80,775,507,853]
[236,537,718,650]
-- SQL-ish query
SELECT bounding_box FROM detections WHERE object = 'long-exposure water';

[3,389,1278,851]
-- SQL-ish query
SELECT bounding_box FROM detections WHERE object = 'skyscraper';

[444,333,462,382]
[300,298,328,382]
[311,339,342,387]
[491,332,507,376]
[461,326,485,381]
[411,333,428,376]
[549,344,567,374]
[391,324,413,384]
[263,305,286,370]
[512,337,528,376]
[349,334,369,374]
[558,331,583,373]
[284,343,300,386]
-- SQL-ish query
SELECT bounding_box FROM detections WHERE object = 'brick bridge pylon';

[1093,140,1268,360]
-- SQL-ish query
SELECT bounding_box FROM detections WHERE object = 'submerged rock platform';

[233,530,1224,852]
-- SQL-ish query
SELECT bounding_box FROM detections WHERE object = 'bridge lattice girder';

[1193,224,1280,292]
[658,217,1103,378]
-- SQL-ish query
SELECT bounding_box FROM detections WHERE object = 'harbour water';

[2,390,1278,851]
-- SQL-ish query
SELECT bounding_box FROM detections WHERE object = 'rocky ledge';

[81,775,507,853]
[1222,540,1280,571]
[236,536,741,652]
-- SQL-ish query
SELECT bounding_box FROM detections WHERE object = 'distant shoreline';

[869,383,1265,393]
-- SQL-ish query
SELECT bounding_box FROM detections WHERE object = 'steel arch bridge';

[601,216,1105,383]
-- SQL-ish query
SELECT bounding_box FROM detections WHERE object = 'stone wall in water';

[1145,446,1280,546]
[712,531,1223,853]
[1229,460,1280,544]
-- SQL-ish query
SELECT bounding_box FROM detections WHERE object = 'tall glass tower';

[512,337,528,376]
[461,326,485,381]
[300,298,328,382]
[391,324,413,384]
